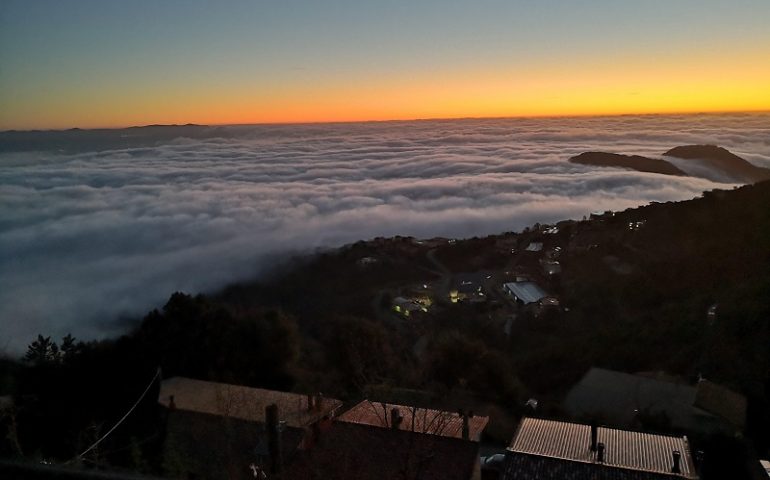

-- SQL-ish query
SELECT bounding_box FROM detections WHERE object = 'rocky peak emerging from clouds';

[570,152,686,176]
[663,145,770,184]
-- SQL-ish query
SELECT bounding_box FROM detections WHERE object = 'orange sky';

[2,1,770,130]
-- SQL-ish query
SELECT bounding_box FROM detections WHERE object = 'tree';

[60,333,81,360]
[23,335,58,364]
[326,316,398,391]
[23,334,82,365]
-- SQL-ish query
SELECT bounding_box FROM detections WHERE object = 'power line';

[69,367,161,464]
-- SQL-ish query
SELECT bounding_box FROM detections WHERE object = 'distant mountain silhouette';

[0,124,225,154]
[125,123,207,129]
[663,145,770,183]
[570,152,686,176]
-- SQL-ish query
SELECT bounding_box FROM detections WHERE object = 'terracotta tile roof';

[506,417,697,479]
[158,377,342,428]
[284,421,480,480]
[338,400,489,440]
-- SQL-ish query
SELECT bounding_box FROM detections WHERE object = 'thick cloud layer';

[1,113,769,354]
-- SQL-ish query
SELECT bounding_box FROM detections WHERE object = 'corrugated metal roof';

[503,282,548,304]
[760,459,770,478]
[158,377,342,428]
[508,418,696,478]
[338,400,489,441]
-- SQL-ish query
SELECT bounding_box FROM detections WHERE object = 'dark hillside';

[3,182,770,477]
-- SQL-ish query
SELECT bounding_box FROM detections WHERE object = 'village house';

[759,459,770,478]
[525,242,544,252]
[541,259,562,276]
[501,417,699,479]
[157,378,487,480]
[338,400,489,441]
[393,296,427,317]
[503,281,549,305]
[392,283,433,317]
[283,421,482,480]
[158,377,342,479]
[450,273,490,303]
[564,368,747,436]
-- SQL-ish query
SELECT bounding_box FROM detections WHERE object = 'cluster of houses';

[158,377,486,479]
[154,372,757,480]
[391,270,558,320]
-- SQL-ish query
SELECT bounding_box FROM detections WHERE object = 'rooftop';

[158,377,342,428]
[503,281,548,304]
[393,296,423,311]
[525,242,544,252]
[760,459,770,478]
[337,400,489,441]
[284,421,480,480]
[693,379,746,430]
[563,368,745,434]
[507,417,697,479]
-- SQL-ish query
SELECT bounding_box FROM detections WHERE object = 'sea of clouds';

[1,113,769,354]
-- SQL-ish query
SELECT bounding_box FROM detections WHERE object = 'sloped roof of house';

[338,400,489,440]
[760,459,770,478]
[283,421,480,480]
[393,296,423,311]
[503,281,548,304]
[506,417,697,479]
[158,377,342,428]
[564,368,695,427]
[525,242,544,252]
[452,272,489,293]
[563,368,745,434]
[693,380,746,430]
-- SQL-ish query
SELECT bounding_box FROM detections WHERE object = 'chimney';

[306,394,314,412]
[597,443,605,463]
[672,450,681,474]
[461,410,473,440]
[265,404,283,475]
[314,393,323,412]
[694,450,704,472]
[168,395,176,410]
[590,422,597,451]
[390,408,403,430]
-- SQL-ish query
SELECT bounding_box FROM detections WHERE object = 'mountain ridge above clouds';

[569,152,687,176]
[663,145,770,184]
[570,145,770,184]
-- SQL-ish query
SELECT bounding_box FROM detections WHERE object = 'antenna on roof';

[672,450,681,474]
[597,443,605,463]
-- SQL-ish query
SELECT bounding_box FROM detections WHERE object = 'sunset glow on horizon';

[2,0,770,130]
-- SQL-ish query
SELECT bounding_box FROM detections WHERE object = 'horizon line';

[3,108,770,133]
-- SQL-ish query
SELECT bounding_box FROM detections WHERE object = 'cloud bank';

[1,113,769,353]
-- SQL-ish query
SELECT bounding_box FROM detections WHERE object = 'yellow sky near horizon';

[4,49,769,130]
[3,1,770,130]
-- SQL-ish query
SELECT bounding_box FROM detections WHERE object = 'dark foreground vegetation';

[2,181,770,478]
